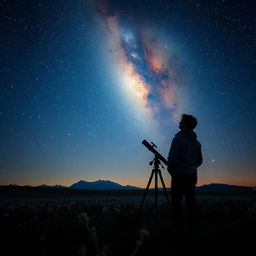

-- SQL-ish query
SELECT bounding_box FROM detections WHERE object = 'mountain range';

[39,179,142,190]
[38,179,255,192]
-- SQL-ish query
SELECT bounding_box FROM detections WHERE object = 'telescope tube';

[142,139,168,166]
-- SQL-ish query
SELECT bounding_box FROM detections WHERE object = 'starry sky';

[1,0,256,187]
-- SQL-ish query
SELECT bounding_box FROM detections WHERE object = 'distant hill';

[38,184,67,189]
[69,180,142,190]
[196,183,255,195]
[197,183,253,191]
[35,180,256,194]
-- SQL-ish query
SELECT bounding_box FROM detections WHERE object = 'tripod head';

[142,139,168,166]
[149,157,165,170]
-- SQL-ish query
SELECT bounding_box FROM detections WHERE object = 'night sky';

[1,0,256,187]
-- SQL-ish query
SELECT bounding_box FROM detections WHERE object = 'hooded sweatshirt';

[167,129,203,176]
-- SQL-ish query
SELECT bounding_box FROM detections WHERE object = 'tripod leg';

[159,171,172,212]
[137,169,155,221]
[154,169,158,218]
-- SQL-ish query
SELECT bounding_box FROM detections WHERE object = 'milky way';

[93,0,183,125]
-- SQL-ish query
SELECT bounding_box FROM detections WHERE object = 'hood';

[175,129,197,140]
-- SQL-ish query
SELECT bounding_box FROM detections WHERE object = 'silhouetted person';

[167,114,202,236]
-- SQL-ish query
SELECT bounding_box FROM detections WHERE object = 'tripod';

[137,157,172,221]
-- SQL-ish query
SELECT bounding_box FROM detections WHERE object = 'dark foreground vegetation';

[0,186,255,256]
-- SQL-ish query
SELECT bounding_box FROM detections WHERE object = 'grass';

[0,191,255,256]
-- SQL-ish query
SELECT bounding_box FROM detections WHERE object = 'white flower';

[113,208,120,214]
[77,243,87,256]
[47,207,53,213]
[91,226,98,242]
[78,212,90,223]
[136,240,142,246]
[102,207,108,213]
[140,229,150,240]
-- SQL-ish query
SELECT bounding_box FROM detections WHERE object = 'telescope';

[142,139,168,166]
[138,139,171,221]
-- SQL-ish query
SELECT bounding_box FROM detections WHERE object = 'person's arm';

[195,143,203,167]
[167,137,180,175]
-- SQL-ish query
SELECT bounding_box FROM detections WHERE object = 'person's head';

[179,114,198,130]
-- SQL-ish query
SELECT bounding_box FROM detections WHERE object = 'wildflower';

[102,206,108,213]
[78,212,90,223]
[47,207,53,213]
[136,240,142,247]
[131,229,150,256]
[140,229,150,240]
[113,208,120,214]
[91,226,98,243]
[77,244,87,256]
[101,245,109,256]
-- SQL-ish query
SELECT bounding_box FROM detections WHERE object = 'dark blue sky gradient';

[1,0,255,187]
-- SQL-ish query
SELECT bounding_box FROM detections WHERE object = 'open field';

[0,187,255,256]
